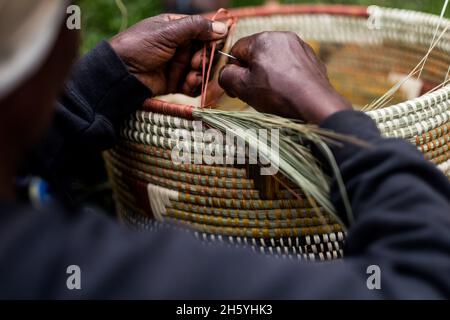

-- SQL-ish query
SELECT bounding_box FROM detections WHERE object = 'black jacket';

[0,41,449,299]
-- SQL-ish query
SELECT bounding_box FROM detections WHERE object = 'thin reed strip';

[364,23,450,111]
[194,109,358,227]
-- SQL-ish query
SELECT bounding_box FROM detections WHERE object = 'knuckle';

[189,15,201,23]
[256,31,271,41]
[253,32,272,50]
[285,31,297,37]
[189,15,207,29]
[186,15,197,26]
[284,31,300,41]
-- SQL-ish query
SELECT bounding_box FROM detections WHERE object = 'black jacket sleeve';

[4,41,450,298]
[23,41,151,201]
[319,111,450,298]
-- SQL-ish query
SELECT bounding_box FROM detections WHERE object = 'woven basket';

[105,4,450,261]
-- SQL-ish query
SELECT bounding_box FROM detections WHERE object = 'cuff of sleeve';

[69,40,151,128]
[319,110,382,164]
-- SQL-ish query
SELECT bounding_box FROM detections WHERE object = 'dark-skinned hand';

[110,14,228,96]
[219,32,352,124]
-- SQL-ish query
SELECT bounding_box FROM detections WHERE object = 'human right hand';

[219,32,352,124]
[110,14,228,96]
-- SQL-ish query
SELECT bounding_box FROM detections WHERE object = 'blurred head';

[0,1,79,154]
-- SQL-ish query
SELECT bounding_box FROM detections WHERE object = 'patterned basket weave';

[105,4,450,261]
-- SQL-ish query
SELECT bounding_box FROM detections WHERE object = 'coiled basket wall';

[104,5,450,261]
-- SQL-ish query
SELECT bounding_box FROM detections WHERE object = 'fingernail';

[212,21,227,35]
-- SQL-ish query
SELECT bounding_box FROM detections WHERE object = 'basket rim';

[142,4,450,119]
[204,4,369,19]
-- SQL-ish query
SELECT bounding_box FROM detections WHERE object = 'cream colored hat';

[0,0,68,99]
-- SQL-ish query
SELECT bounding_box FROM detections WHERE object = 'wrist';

[289,89,353,124]
[109,37,134,73]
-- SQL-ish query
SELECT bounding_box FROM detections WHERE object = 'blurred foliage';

[79,0,450,53]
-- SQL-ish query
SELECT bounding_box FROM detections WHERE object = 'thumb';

[219,64,250,99]
[162,15,228,47]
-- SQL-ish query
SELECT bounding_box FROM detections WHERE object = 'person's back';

[0,2,449,299]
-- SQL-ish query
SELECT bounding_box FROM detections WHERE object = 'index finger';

[230,35,254,63]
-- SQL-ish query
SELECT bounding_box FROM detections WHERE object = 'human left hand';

[110,14,228,96]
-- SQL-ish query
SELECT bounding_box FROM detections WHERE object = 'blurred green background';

[78,0,449,53]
